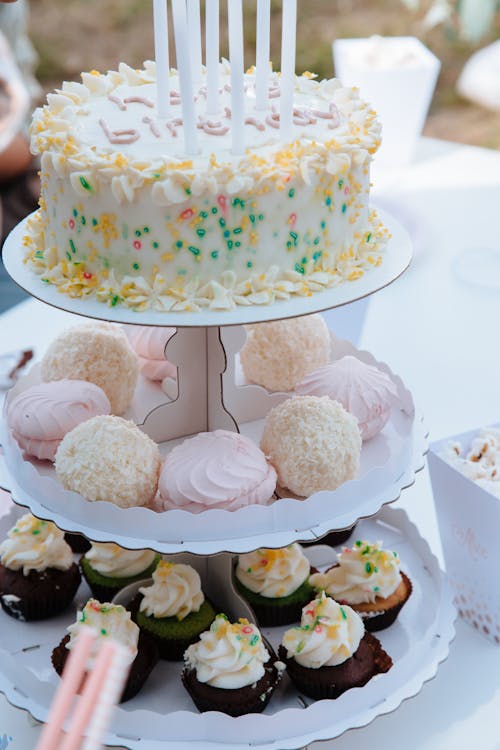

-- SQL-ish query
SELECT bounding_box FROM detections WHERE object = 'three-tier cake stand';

[0,209,456,749]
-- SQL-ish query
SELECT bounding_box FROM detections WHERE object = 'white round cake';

[24,62,388,312]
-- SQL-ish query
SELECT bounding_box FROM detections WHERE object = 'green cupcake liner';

[80,554,161,602]
[135,598,216,660]
[234,574,316,627]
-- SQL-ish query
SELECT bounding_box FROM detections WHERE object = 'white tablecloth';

[1,137,500,749]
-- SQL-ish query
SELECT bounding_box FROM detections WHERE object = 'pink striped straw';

[36,628,97,750]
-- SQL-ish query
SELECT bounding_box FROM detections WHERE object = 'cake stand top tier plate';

[3,209,412,327]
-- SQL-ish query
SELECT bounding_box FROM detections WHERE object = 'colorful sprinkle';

[133,240,142,250]
[79,176,92,191]
[179,208,194,221]
[69,239,77,254]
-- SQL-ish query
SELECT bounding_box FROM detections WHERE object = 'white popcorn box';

[333,36,441,170]
[428,426,500,645]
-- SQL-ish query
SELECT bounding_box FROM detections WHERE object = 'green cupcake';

[136,560,216,660]
[81,542,161,602]
[234,545,316,626]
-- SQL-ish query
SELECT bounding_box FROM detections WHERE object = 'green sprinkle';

[69,239,76,254]
[342,203,347,213]
[366,232,372,243]
[286,241,292,249]
[32,529,40,535]
[355,540,362,547]
[79,176,91,191]
[338,179,344,189]
[223,229,231,238]
[178,269,187,275]
[246,567,252,573]
[340,606,347,620]
[249,634,259,646]
[111,295,119,307]
[296,640,305,654]
[153,241,159,249]
[290,231,298,241]
[66,251,72,261]
[246,261,253,268]
[249,214,256,223]
[288,188,295,198]
[101,628,107,635]
[294,263,305,274]
[133,262,140,270]
[135,229,142,237]
[211,207,218,214]
[211,250,219,259]
[321,220,326,229]
[219,218,226,228]
[301,256,307,264]
[218,613,229,621]
[35,250,44,259]
[362,546,371,555]
[80,216,86,226]
[374,586,380,592]
[313,251,322,261]
[325,196,332,206]
[143,226,150,233]
[185,187,191,195]
[258,214,264,221]
[188,246,200,256]
[92,218,98,226]
[393,551,398,557]
[176,240,183,249]
[365,562,372,574]
[235,241,241,247]
[103,258,110,269]
[236,634,242,640]
[374,566,378,573]
[72,208,78,217]
[227,240,234,249]
[200,211,208,218]
[233,227,242,234]
[196,228,206,237]
[153,173,161,179]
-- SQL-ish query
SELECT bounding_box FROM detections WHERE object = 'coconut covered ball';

[260,396,361,497]
[240,314,331,392]
[55,416,161,509]
[40,323,139,415]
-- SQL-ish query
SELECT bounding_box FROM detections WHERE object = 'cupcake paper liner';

[278,633,392,700]
[353,571,413,632]
[51,632,159,703]
[0,563,81,622]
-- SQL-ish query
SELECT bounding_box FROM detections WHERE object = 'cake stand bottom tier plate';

[0,505,455,750]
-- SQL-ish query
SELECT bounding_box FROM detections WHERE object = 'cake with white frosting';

[24,62,388,312]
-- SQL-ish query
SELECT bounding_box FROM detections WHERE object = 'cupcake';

[260,396,361,497]
[240,314,331,392]
[125,325,177,382]
[41,322,139,415]
[309,540,412,631]
[295,356,398,440]
[52,599,158,703]
[55,415,161,509]
[156,430,277,513]
[7,379,110,461]
[278,592,392,699]
[64,533,91,554]
[182,614,284,716]
[135,561,216,660]
[301,525,356,549]
[0,513,81,621]
[234,545,317,626]
[81,542,161,601]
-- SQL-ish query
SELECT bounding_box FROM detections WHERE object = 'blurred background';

[29,0,500,149]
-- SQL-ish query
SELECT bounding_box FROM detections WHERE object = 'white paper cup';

[333,36,441,170]
[429,427,500,645]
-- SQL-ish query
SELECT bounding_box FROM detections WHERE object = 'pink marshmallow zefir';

[125,325,177,382]
[156,430,277,513]
[7,380,111,461]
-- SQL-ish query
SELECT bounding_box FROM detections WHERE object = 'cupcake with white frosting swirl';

[309,539,412,631]
[278,592,392,699]
[234,544,317,626]
[0,513,81,621]
[134,561,216,660]
[80,541,160,601]
[182,614,283,716]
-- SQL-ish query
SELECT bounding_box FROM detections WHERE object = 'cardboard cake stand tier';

[0,504,456,750]
[3,209,412,328]
[0,333,428,555]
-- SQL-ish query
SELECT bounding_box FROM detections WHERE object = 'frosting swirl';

[184,614,270,688]
[309,540,402,604]
[7,379,110,461]
[0,513,73,575]
[85,542,156,578]
[295,356,398,441]
[67,599,139,667]
[235,544,310,598]
[139,560,204,620]
[282,592,364,668]
[158,430,277,513]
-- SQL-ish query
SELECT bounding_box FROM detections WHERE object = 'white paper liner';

[0,341,422,554]
[3,209,412,328]
[0,506,456,749]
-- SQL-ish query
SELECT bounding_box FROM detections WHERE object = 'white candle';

[255,0,271,111]
[228,0,245,154]
[280,0,297,141]
[187,0,202,88]
[153,0,170,118]
[172,0,199,154]
[205,0,220,115]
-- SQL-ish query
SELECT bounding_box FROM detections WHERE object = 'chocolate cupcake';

[309,539,412,631]
[64,533,91,555]
[279,592,392,699]
[182,614,284,716]
[234,545,316,626]
[0,514,81,621]
[52,599,158,703]
[135,561,216,660]
[80,542,161,601]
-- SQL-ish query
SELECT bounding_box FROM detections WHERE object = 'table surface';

[0,136,500,750]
